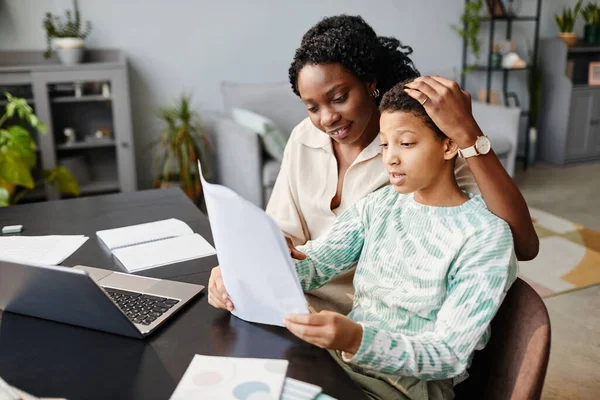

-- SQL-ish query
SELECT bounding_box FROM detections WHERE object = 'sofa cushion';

[262,159,281,188]
[232,108,287,162]
[221,81,307,136]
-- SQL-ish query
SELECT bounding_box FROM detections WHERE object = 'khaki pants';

[328,350,455,400]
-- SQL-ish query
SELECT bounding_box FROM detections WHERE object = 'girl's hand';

[285,236,307,260]
[284,311,363,355]
[207,266,234,311]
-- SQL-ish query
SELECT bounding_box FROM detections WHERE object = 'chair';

[454,278,551,400]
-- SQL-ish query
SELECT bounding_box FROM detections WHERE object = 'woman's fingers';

[405,78,439,103]
[208,266,234,311]
[404,88,429,106]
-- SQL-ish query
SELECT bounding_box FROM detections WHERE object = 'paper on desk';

[0,235,88,265]
[169,355,288,400]
[199,161,309,327]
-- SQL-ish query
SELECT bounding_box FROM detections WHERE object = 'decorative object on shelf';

[43,0,92,64]
[152,94,212,204]
[101,83,111,98]
[477,88,503,105]
[554,0,583,47]
[582,2,600,44]
[505,0,522,16]
[63,127,76,145]
[454,0,484,73]
[0,93,79,206]
[74,82,83,98]
[490,47,503,68]
[486,0,506,17]
[505,92,521,108]
[589,61,600,84]
[501,52,527,68]
[85,128,112,143]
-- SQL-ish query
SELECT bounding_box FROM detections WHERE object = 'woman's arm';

[405,76,539,261]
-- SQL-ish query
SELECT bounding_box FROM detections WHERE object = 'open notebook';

[96,218,216,272]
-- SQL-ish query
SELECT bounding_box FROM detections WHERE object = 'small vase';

[558,32,578,47]
[54,37,85,65]
[490,52,503,68]
[584,25,600,45]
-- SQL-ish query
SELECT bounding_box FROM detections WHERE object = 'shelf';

[480,16,537,21]
[51,95,112,104]
[57,140,116,151]
[0,98,34,106]
[79,180,120,195]
[473,66,531,71]
[568,43,600,54]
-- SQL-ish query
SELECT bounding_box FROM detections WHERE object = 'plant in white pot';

[43,0,92,65]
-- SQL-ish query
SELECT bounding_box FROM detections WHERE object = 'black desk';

[0,189,365,400]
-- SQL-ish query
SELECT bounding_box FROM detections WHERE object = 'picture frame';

[486,0,506,17]
[505,92,520,108]
[589,62,600,85]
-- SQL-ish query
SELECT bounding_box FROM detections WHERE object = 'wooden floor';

[541,284,600,400]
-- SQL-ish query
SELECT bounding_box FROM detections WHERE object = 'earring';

[371,88,380,98]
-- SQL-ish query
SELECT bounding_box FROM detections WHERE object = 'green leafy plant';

[0,93,79,206]
[554,0,583,32]
[582,2,600,25]
[151,94,211,203]
[43,0,92,59]
[454,0,484,73]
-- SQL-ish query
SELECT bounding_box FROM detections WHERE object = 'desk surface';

[0,189,365,400]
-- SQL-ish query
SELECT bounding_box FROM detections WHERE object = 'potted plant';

[454,0,484,73]
[151,94,212,206]
[582,2,600,44]
[0,93,79,206]
[554,0,583,46]
[43,0,92,64]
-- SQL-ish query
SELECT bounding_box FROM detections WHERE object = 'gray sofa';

[205,81,306,208]
[205,80,519,209]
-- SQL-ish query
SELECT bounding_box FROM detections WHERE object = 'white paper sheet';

[112,233,216,272]
[0,235,88,265]
[199,161,309,327]
[169,355,288,400]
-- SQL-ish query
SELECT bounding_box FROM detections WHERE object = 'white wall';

[0,0,582,188]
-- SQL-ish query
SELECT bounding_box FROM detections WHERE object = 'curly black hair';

[379,80,446,140]
[289,14,420,104]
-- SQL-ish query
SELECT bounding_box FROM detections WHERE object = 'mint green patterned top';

[295,185,518,380]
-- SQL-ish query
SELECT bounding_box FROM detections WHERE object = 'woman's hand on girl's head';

[208,266,234,311]
[284,311,363,354]
[285,236,307,260]
[404,76,482,149]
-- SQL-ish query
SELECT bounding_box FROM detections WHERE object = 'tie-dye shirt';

[295,185,518,380]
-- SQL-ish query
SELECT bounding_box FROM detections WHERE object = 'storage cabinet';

[538,39,600,165]
[0,50,136,201]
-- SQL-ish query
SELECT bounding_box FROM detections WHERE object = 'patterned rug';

[519,208,600,298]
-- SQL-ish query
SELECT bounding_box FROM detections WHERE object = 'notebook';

[96,219,216,272]
[169,355,288,400]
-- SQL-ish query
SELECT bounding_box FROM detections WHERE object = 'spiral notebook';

[96,218,216,272]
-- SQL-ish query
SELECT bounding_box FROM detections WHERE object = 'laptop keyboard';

[103,287,180,326]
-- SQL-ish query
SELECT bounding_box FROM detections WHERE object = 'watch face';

[476,136,491,154]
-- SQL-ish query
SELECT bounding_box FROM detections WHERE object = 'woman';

[265,14,537,314]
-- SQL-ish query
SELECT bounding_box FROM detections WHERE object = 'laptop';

[0,259,204,338]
